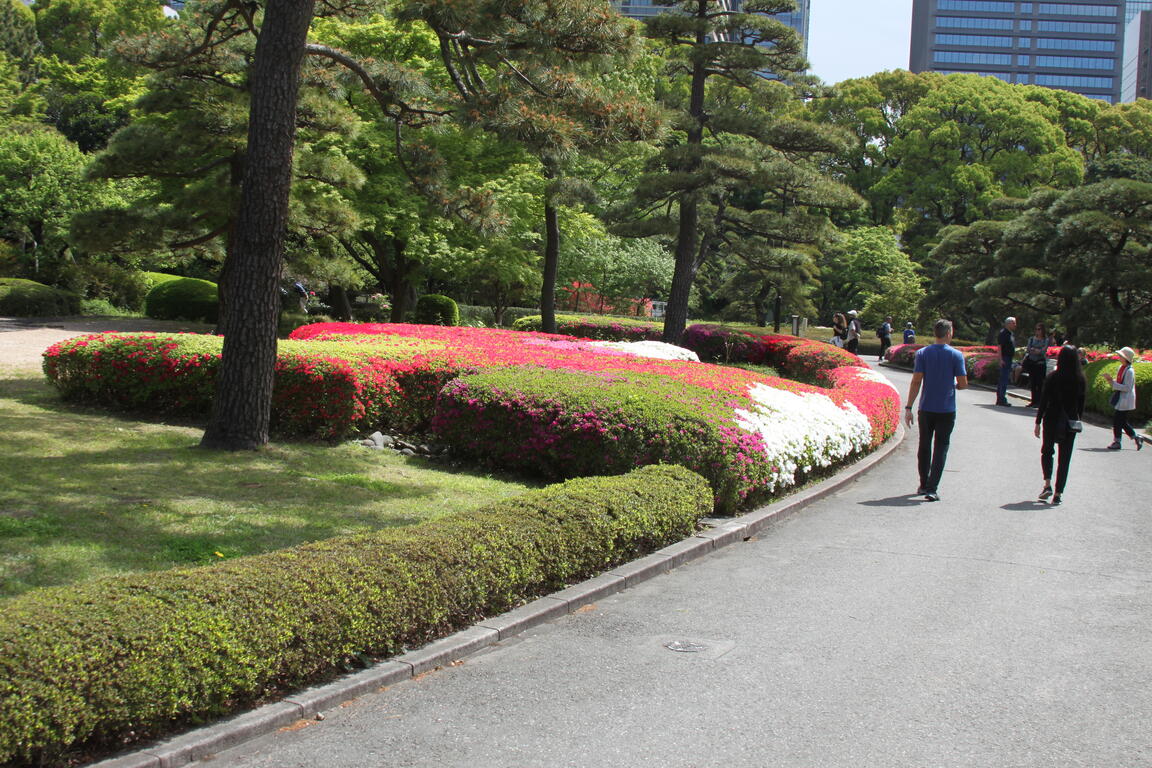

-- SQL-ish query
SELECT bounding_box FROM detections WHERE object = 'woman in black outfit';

[1033,345,1086,506]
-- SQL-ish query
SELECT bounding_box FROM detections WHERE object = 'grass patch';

[0,372,537,598]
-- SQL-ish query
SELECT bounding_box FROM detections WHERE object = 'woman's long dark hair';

[1053,345,1087,389]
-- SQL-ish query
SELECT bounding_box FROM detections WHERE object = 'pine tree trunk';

[540,162,560,334]
[200,0,315,451]
[662,15,708,346]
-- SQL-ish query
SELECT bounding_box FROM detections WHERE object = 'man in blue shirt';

[905,319,969,502]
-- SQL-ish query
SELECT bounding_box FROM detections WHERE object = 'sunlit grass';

[0,372,537,597]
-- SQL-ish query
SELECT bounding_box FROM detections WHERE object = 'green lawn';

[0,372,537,598]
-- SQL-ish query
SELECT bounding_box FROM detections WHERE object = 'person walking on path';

[1023,322,1053,407]
[905,318,969,502]
[996,316,1017,406]
[845,310,862,355]
[1104,346,1143,451]
[877,315,893,361]
[1034,345,1086,505]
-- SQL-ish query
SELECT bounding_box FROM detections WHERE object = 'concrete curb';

[90,426,907,768]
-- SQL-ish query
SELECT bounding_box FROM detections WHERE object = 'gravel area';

[0,316,213,371]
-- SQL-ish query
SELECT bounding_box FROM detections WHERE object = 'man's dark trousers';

[996,356,1012,404]
[918,410,956,493]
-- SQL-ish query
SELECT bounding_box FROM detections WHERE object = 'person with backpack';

[1034,345,1086,506]
[903,322,915,344]
[877,316,893,361]
[1104,346,1143,450]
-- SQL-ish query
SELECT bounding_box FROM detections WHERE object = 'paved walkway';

[0,316,213,370]
[200,362,1152,768]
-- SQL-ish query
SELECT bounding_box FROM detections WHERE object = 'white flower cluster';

[587,340,702,362]
[733,383,872,492]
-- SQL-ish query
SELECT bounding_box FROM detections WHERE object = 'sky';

[807,0,915,85]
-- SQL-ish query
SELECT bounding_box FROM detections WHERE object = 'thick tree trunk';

[662,17,708,346]
[328,285,352,321]
[540,162,560,334]
[200,0,315,451]
[773,292,782,332]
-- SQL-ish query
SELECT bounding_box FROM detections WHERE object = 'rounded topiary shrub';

[0,278,80,317]
[144,277,219,323]
[412,294,459,326]
[55,263,150,311]
[141,271,186,292]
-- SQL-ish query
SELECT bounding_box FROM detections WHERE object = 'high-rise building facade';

[615,0,811,60]
[910,0,1128,103]
[1122,9,1152,100]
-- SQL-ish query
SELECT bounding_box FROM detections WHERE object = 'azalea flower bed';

[43,322,900,513]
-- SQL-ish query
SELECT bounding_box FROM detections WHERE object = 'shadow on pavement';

[1000,500,1053,511]
[857,494,931,508]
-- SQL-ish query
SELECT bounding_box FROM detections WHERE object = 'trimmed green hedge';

[144,277,219,323]
[512,314,664,341]
[0,464,710,766]
[412,294,459,326]
[0,278,80,317]
[1085,359,1152,421]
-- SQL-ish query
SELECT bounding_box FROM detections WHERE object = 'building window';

[1019,37,1032,46]
[935,33,1014,46]
[1014,73,1031,82]
[1035,20,1116,32]
[1035,54,1114,68]
[934,51,1015,65]
[937,0,1015,11]
[1035,37,1115,50]
[1020,19,1033,29]
[1036,4,1118,17]
[1034,74,1114,87]
[936,16,1015,29]
[1020,2,1033,10]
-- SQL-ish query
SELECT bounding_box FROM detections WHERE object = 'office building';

[1122,9,1152,100]
[615,0,811,59]
[910,0,1131,103]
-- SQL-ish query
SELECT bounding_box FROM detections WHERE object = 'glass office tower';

[910,0,1126,103]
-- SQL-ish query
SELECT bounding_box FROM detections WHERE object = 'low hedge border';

[0,465,711,766]
[512,314,664,342]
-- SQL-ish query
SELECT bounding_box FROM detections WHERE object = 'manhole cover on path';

[664,640,709,653]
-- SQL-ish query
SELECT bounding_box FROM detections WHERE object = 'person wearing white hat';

[1103,346,1142,450]
[845,310,862,354]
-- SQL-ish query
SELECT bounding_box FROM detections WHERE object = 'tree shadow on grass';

[0,376,540,597]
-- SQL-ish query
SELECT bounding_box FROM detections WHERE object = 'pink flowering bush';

[433,366,775,514]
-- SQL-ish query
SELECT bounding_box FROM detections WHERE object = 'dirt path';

[0,316,213,371]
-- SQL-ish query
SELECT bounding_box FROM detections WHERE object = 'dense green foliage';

[0,277,79,316]
[0,464,710,766]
